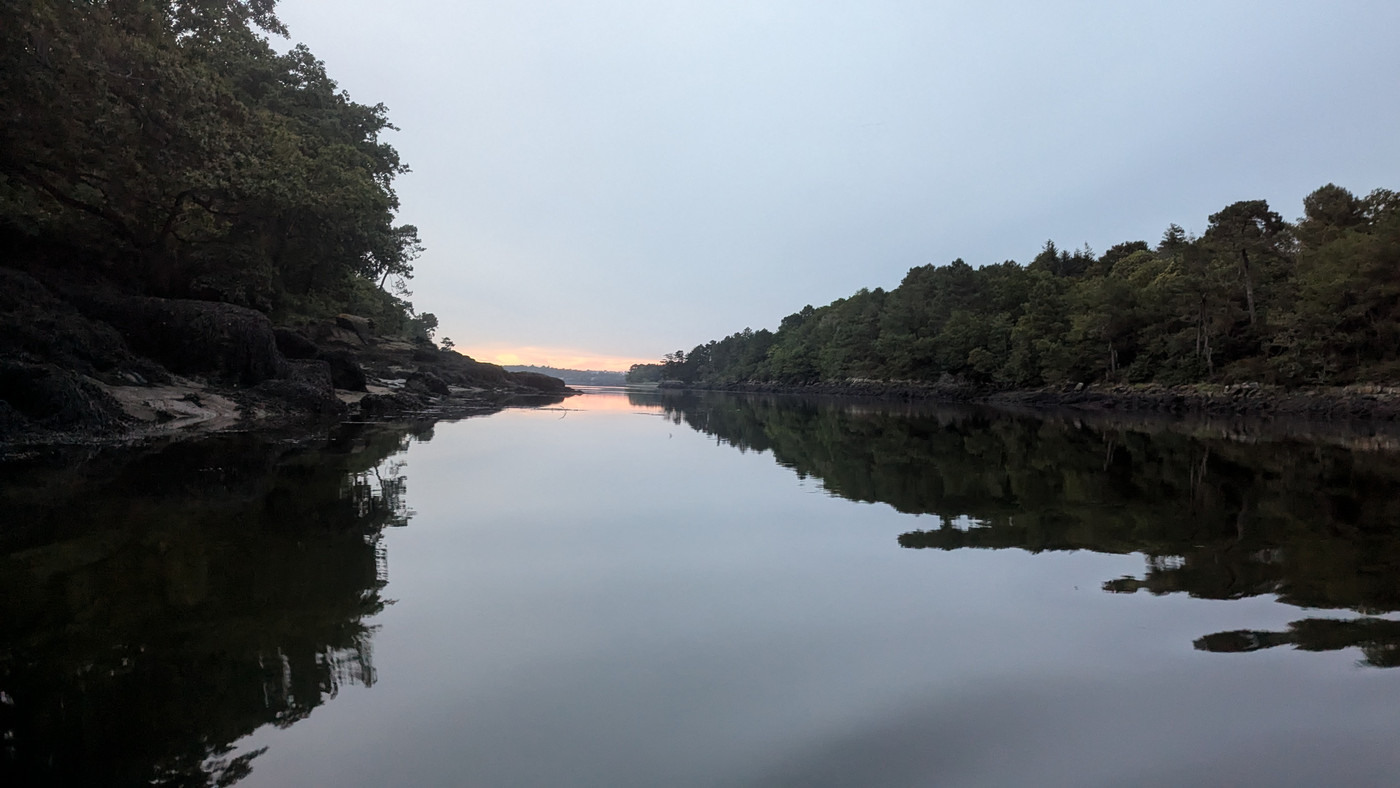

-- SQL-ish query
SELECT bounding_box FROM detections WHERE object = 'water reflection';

[0,424,427,786]
[644,390,1400,666]
[1194,618,1400,668]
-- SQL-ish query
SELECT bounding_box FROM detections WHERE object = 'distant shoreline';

[503,365,627,386]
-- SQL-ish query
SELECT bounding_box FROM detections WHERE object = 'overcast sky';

[274,0,1400,370]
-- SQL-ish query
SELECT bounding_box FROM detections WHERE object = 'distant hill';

[504,366,627,386]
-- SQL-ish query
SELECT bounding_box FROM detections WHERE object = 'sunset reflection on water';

[564,386,665,413]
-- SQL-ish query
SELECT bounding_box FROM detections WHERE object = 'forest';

[632,185,1400,389]
[1,0,433,336]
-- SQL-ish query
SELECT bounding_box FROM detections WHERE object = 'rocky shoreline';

[0,267,573,456]
[663,379,1400,426]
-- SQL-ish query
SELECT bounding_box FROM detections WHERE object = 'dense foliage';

[0,0,426,330]
[635,185,1400,387]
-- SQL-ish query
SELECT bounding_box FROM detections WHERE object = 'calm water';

[4,388,1400,786]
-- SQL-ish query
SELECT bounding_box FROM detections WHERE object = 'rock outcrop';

[0,361,129,435]
[87,296,285,385]
[0,270,572,448]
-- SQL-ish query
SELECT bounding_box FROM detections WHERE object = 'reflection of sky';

[559,388,666,413]
[234,392,1400,787]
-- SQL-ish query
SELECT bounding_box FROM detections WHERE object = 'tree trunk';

[1239,249,1257,326]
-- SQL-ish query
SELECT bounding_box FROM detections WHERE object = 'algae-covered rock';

[318,349,368,392]
[273,327,320,360]
[95,297,285,384]
[0,361,128,437]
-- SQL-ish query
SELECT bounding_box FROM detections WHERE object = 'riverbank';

[0,267,573,456]
[662,379,1400,424]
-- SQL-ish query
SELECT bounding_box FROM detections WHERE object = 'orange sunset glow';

[457,344,656,372]
[561,392,664,413]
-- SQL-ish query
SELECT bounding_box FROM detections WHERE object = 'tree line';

[1,0,434,336]
[631,185,1400,388]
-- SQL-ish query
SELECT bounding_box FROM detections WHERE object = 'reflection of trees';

[1194,618,1400,669]
[657,391,1400,665]
[0,424,429,786]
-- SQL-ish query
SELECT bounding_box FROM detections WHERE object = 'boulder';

[272,326,366,391]
[0,361,128,435]
[357,391,426,418]
[273,327,320,360]
[335,313,376,344]
[283,358,335,391]
[253,359,346,419]
[316,349,368,392]
[307,319,366,348]
[94,297,285,385]
[0,268,166,384]
[406,371,451,396]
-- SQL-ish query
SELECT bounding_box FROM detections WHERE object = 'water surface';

[4,390,1400,786]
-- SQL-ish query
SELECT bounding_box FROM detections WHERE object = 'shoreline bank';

[0,267,574,457]
[658,379,1400,425]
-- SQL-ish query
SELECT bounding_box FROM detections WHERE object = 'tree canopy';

[1,0,422,327]
[633,184,1400,388]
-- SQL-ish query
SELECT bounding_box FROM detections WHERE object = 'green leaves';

[1,0,420,317]
[661,183,1400,389]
